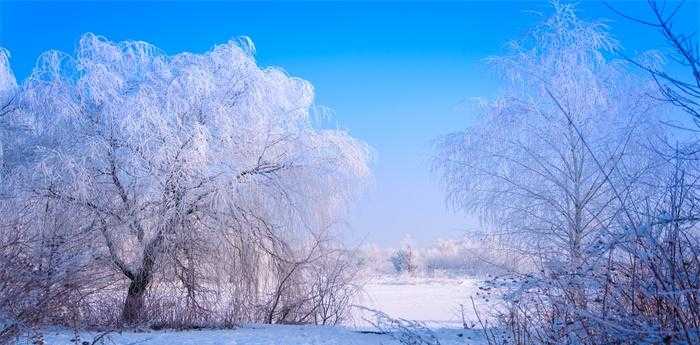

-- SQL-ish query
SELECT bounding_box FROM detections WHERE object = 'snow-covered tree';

[434,3,674,343]
[13,34,370,324]
[436,3,660,279]
[390,245,418,276]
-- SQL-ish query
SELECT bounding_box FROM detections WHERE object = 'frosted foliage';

[24,33,369,229]
[0,49,19,180]
[435,3,660,259]
[0,49,16,102]
[7,33,371,325]
[430,3,700,344]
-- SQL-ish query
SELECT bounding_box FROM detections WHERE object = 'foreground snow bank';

[32,324,486,345]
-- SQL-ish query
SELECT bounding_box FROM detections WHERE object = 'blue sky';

[1,1,698,247]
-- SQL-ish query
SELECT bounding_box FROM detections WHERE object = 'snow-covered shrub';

[306,250,363,325]
[389,246,418,275]
[360,307,441,345]
[255,243,363,326]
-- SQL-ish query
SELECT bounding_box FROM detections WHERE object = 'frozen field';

[28,276,494,345]
[351,276,496,328]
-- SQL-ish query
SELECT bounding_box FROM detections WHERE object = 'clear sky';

[1,1,698,247]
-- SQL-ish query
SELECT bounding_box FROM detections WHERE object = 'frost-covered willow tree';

[435,3,660,301]
[15,34,369,324]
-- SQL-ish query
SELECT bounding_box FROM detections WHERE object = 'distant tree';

[390,245,418,275]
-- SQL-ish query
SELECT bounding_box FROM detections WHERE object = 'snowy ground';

[36,325,486,345]
[28,276,494,345]
[351,275,497,328]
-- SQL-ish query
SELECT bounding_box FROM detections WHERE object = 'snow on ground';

[28,275,494,345]
[351,275,497,328]
[36,325,486,345]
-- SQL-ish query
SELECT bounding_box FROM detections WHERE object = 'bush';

[389,246,418,275]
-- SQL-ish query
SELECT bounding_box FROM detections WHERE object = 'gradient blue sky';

[1,1,698,247]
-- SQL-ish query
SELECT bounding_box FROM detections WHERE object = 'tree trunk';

[121,274,150,324]
[121,231,163,324]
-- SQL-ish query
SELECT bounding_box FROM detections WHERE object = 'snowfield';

[27,277,493,345]
[351,276,497,328]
